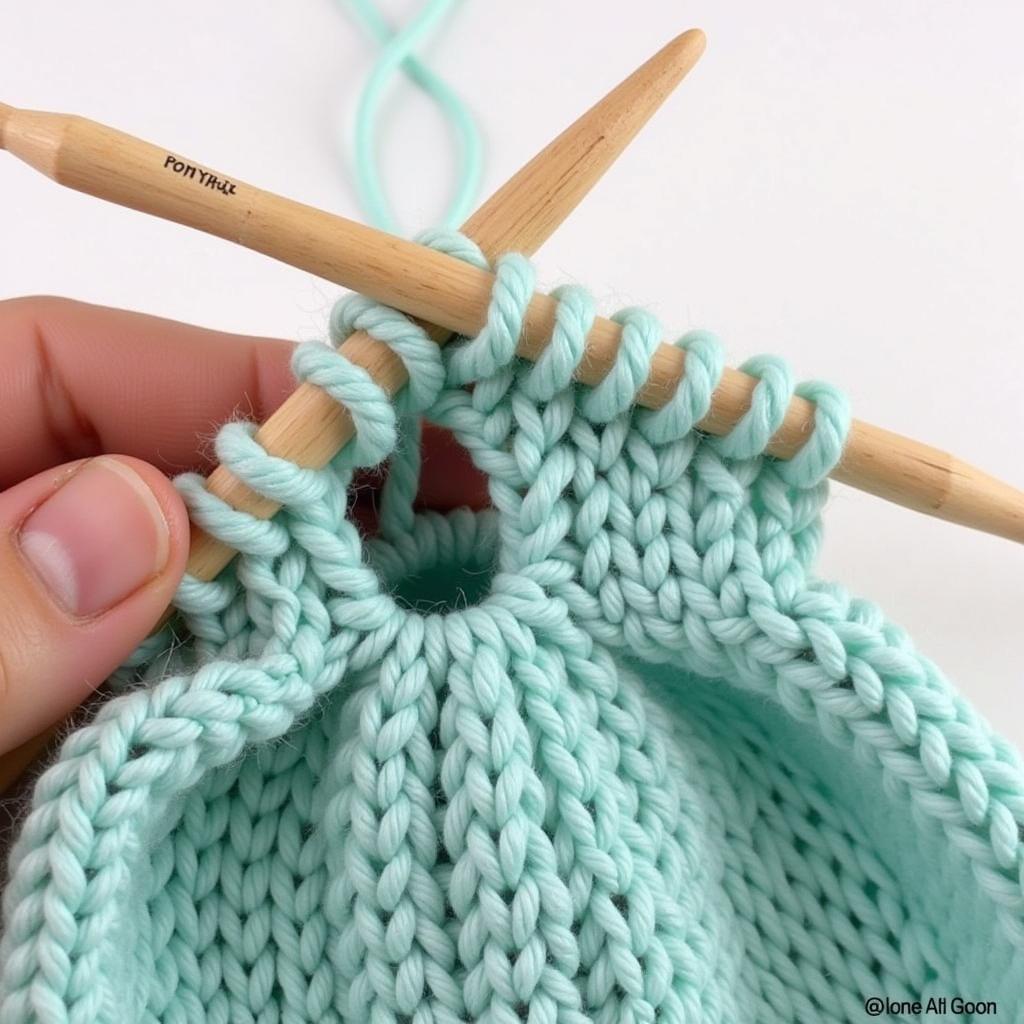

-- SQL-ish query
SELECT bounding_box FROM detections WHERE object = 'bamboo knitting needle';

[0,30,708,793]
[189,27,708,580]
[1,48,1022,549]
[0,29,708,586]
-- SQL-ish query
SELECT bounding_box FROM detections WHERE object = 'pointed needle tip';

[674,28,707,59]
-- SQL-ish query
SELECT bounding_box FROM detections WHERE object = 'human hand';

[0,297,487,760]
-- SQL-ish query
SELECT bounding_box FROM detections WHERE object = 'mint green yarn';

[344,0,482,232]
[3,232,1024,1022]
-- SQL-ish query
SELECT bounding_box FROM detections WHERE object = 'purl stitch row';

[2,231,1023,1022]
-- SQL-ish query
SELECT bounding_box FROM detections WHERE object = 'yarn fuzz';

[2,232,1023,1023]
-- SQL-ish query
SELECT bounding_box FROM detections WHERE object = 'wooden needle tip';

[674,27,707,57]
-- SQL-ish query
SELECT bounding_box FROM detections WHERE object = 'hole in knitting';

[367,507,500,617]
[389,560,495,614]
[611,893,629,915]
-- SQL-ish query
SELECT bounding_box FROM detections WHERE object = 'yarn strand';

[343,0,483,233]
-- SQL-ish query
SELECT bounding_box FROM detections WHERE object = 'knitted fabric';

[2,231,1023,1022]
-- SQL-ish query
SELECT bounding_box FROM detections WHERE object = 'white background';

[2,3,1022,746]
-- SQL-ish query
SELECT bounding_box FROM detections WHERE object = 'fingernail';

[19,457,170,617]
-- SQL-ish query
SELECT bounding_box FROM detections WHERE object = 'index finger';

[0,296,297,488]
[0,296,489,511]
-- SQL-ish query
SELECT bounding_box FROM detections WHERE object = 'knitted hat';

[3,235,1022,1022]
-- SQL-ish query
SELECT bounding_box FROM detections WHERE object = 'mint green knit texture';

[2,232,1024,1022]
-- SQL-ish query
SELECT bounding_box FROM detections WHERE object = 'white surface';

[2,2,1022,745]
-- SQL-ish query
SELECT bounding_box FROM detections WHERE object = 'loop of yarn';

[636,328,724,445]
[327,294,446,414]
[582,306,664,423]
[176,470,292,558]
[414,224,491,268]
[444,252,537,387]
[708,353,792,460]
[215,421,332,507]
[291,341,398,466]
[523,284,595,403]
[775,379,851,487]
[3,233,1023,1024]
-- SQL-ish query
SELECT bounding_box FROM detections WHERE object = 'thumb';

[0,456,188,753]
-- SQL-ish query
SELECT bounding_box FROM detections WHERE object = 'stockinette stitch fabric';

[2,230,1024,1023]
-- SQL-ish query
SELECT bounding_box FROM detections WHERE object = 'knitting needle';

[2,150,1023,553]
[0,29,708,585]
[0,29,708,793]
[189,27,708,580]
[4,91,1020,546]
